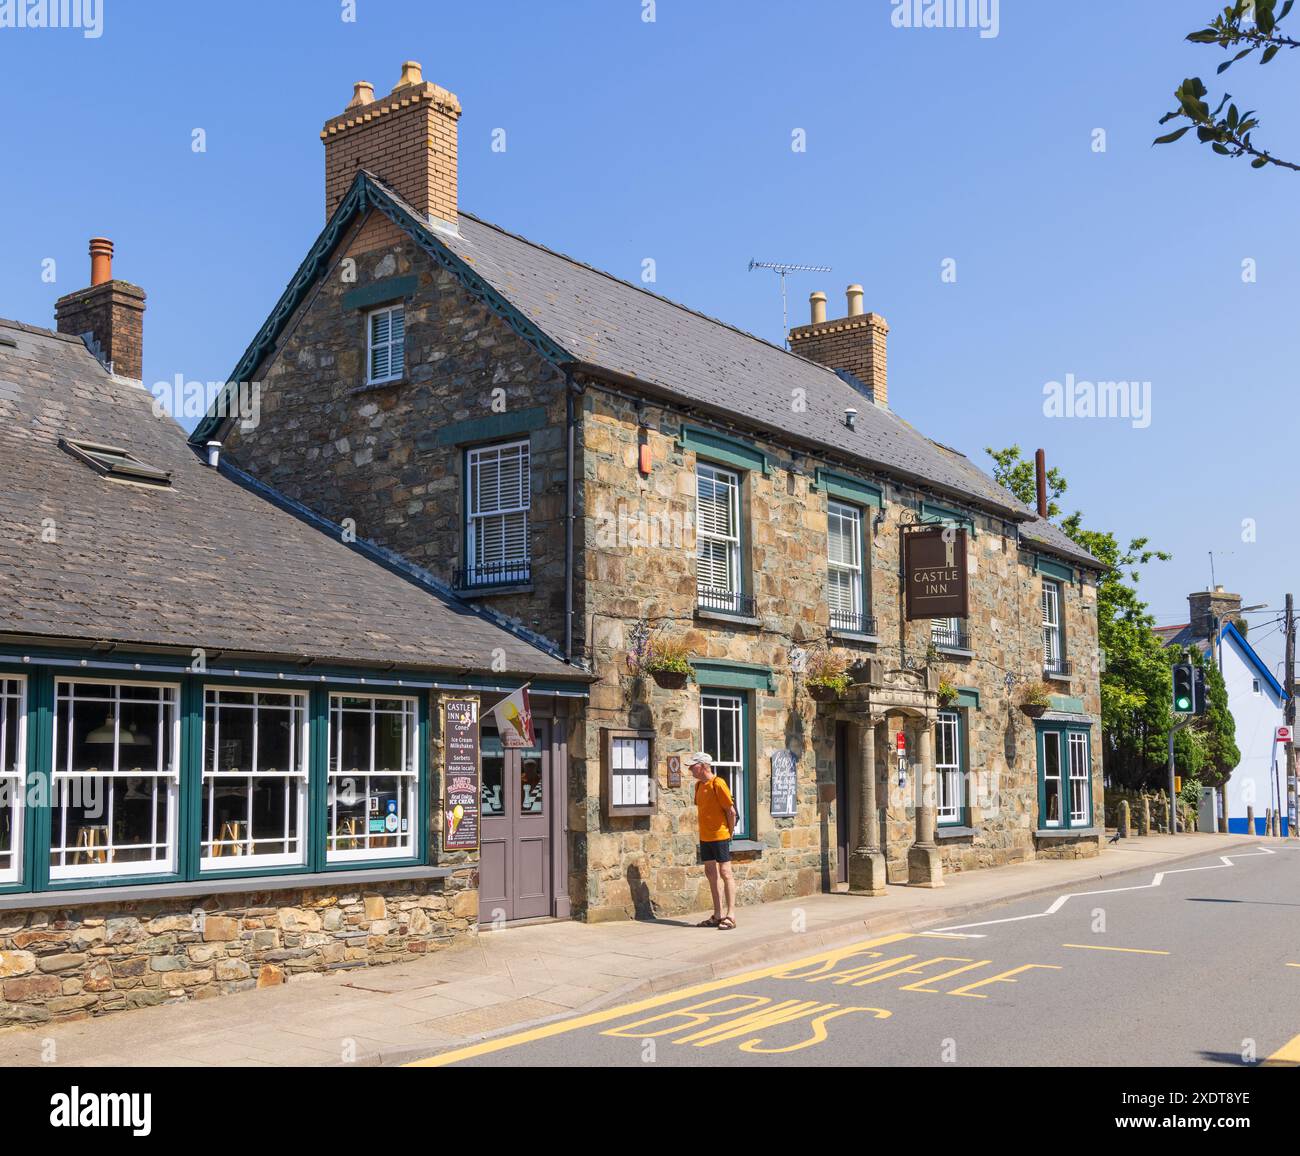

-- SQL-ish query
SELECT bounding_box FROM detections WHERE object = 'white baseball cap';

[688,752,713,767]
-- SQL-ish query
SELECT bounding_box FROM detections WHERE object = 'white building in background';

[1156,588,1288,836]
[1215,623,1287,835]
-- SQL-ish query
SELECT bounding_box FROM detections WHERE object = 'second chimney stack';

[789,285,889,407]
[322,60,462,226]
[54,238,146,381]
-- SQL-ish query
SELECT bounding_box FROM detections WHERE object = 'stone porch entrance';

[827,661,944,893]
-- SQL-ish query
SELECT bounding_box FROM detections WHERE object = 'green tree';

[985,445,1068,519]
[986,447,1241,790]
[1154,0,1300,172]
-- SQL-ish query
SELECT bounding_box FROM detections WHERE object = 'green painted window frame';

[0,661,430,896]
[698,687,753,841]
[935,708,968,827]
[1034,722,1093,831]
[813,468,883,509]
[1034,556,1075,583]
[342,274,420,313]
[431,406,548,449]
[920,501,977,536]
[687,660,774,692]
[678,425,771,476]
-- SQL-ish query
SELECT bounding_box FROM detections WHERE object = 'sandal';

[717,916,736,930]
[697,914,722,927]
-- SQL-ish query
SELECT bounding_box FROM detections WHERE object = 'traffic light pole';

[1168,717,1191,833]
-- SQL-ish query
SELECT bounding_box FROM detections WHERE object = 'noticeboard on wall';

[444,699,481,851]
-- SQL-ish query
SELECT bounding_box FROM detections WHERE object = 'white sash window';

[1042,580,1063,673]
[827,500,864,632]
[466,440,531,586]
[696,463,742,612]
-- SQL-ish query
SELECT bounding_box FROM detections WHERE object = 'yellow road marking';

[404,932,914,1067]
[1061,943,1169,955]
[1287,963,1300,969]
[1264,1033,1300,1066]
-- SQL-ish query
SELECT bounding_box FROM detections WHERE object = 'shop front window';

[50,681,179,880]
[327,695,418,862]
[1038,726,1092,830]
[0,677,26,885]
[202,689,308,869]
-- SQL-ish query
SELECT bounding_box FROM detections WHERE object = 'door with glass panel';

[479,720,551,922]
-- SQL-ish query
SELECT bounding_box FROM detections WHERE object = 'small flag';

[491,686,534,749]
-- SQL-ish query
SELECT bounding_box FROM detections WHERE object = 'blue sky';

[2,0,1296,672]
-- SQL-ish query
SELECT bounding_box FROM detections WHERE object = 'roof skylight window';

[60,438,172,486]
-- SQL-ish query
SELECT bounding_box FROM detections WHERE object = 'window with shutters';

[366,304,405,385]
[696,463,746,615]
[464,440,531,587]
[827,500,867,634]
[1042,580,1065,674]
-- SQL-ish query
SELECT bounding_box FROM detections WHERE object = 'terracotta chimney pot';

[89,237,114,286]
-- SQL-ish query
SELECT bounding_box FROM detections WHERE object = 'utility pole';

[1287,593,1296,838]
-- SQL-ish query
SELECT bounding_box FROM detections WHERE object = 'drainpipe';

[564,371,578,663]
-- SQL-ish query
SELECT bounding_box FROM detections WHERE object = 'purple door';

[479,722,551,923]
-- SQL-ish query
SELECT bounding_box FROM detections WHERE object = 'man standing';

[690,753,738,929]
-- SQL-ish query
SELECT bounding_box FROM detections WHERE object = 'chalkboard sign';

[444,699,481,851]
[770,750,797,818]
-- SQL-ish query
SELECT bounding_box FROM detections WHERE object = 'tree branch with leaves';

[1154,0,1300,171]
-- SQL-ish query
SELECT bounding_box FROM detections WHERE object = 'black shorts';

[699,839,732,863]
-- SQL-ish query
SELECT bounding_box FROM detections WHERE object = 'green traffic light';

[1176,696,1191,711]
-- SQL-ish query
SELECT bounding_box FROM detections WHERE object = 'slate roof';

[0,318,585,679]
[438,196,1101,570]
[194,171,1102,571]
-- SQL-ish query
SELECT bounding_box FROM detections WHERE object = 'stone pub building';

[196,61,1106,927]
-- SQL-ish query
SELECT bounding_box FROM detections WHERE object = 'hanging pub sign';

[444,698,481,851]
[904,525,969,620]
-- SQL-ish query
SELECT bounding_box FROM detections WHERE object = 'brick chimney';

[54,238,146,381]
[1189,586,1242,641]
[322,61,462,227]
[788,285,889,407]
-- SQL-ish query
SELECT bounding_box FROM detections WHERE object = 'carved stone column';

[848,717,887,896]
[908,714,944,887]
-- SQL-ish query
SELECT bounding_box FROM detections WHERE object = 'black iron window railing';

[932,622,970,650]
[1044,656,1072,677]
[831,610,878,637]
[697,586,756,617]
[454,559,532,590]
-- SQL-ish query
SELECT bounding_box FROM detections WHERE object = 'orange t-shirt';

[694,775,734,842]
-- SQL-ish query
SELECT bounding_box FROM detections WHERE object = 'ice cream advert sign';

[444,698,481,852]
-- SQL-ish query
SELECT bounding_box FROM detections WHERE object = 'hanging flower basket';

[649,668,690,690]
[807,676,851,703]
[1019,680,1053,717]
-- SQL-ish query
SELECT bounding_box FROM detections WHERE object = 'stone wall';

[0,873,476,1028]
[224,209,571,645]
[575,385,1103,919]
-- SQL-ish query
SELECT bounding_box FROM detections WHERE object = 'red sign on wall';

[896,731,906,752]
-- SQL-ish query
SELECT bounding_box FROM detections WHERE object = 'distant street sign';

[1276,725,1293,745]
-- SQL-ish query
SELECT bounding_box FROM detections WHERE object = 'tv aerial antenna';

[748,259,832,348]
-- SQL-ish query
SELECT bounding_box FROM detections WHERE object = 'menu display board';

[444,699,481,851]
[770,750,797,818]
